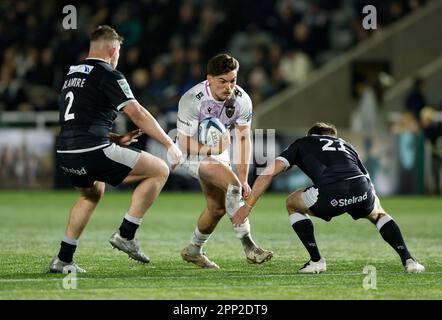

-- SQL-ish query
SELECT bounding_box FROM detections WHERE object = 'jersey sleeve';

[177,92,199,136]
[235,91,253,125]
[101,70,137,111]
[346,141,370,177]
[276,140,300,170]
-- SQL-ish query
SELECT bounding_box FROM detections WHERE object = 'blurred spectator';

[392,111,422,194]
[420,106,442,194]
[278,49,313,87]
[392,111,420,134]
[0,65,27,111]
[0,0,428,116]
[174,2,198,47]
[405,77,427,122]
[247,67,274,106]
[291,22,316,61]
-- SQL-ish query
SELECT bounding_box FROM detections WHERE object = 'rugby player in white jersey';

[176,54,273,268]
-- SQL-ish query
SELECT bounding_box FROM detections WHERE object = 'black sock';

[58,241,77,263]
[292,219,321,262]
[119,218,139,240]
[240,234,256,251]
[379,220,412,265]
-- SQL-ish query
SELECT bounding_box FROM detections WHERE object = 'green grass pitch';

[0,191,441,300]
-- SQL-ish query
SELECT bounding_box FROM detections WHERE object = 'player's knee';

[160,161,170,179]
[154,160,170,181]
[285,197,293,213]
[286,194,300,214]
[82,183,104,203]
[367,211,388,223]
[208,206,226,218]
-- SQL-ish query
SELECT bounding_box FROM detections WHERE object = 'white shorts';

[179,150,231,179]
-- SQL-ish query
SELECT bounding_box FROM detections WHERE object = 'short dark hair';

[90,25,123,44]
[307,122,337,136]
[207,53,239,76]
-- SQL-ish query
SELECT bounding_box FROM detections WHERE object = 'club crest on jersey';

[225,106,235,118]
[224,97,236,118]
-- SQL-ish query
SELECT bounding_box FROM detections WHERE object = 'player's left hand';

[241,182,251,198]
[118,129,144,146]
[167,143,183,170]
[232,205,252,227]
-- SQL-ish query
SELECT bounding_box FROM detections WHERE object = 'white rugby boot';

[181,246,220,269]
[109,230,150,263]
[298,258,327,274]
[245,246,273,264]
[49,256,86,273]
[405,258,425,273]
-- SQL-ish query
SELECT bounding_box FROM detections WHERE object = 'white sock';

[289,212,310,226]
[125,212,143,225]
[62,236,78,246]
[191,227,211,245]
[376,215,393,230]
[234,218,251,239]
[188,228,212,255]
[225,184,243,218]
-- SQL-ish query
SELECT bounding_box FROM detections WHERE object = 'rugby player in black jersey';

[233,122,425,273]
[49,26,182,273]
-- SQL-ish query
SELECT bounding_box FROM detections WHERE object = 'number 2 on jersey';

[64,91,75,121]
[320,138,347,152]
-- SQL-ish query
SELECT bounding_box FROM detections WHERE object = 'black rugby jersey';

[277,135,368,186]
[57,58,136,151]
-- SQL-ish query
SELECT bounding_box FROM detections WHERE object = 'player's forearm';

[130,106,173,148]
[246,174,273,207]
[245,159,286,207]
[235,132,251,182]
[236,163,249,184]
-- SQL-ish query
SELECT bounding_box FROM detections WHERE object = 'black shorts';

[303,177,375,221]
[57,143,141,188]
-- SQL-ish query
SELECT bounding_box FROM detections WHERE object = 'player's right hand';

[167,144,183,170]
[232,205,252,227]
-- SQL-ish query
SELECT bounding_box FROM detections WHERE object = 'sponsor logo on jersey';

[117,79,134,98]
[332,192,368,207]
[67,64,94,75]
[61,166,87,176]
[196,92,204,100]
[177,117,191,127]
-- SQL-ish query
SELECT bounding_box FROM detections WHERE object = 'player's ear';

[109,46,116,58]
[207,74,213,84]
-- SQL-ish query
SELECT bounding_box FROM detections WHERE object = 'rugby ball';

[198,117,226,147]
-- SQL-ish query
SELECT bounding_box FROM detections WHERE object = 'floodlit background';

[1,0,441,195]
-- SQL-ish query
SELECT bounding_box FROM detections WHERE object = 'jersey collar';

[85,57,110,64]
[205,80,227,105]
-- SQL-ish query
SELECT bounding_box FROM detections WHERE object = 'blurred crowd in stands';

[0,0,428,129]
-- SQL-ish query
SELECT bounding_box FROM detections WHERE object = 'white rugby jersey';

[177,80,253,137]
